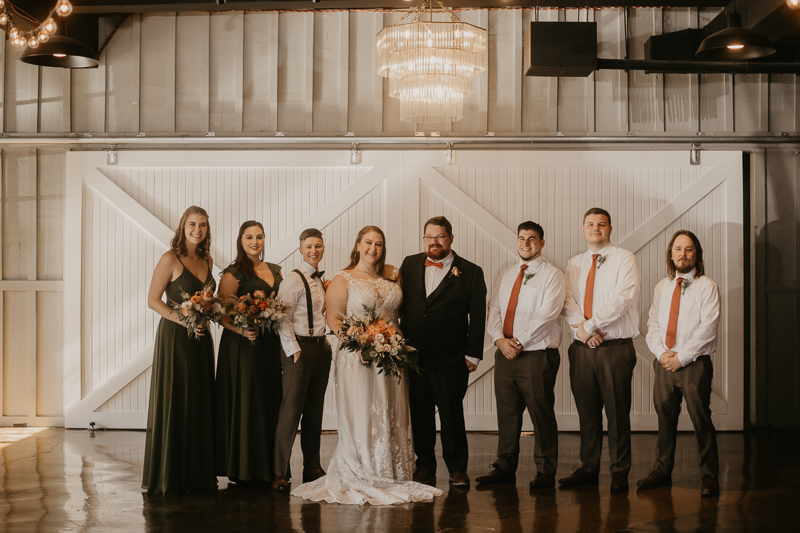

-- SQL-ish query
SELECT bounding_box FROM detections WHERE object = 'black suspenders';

[293,269,315,336]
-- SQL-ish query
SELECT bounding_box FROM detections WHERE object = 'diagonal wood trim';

[80,344,153,413]
[266,166,388,262]
[617,167,726,253]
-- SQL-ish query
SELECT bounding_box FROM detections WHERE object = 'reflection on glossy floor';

[1,429,799,532]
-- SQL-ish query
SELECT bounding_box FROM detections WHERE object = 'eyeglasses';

[422,235,449,241]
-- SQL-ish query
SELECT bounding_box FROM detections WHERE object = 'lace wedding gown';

[291,271,443,505]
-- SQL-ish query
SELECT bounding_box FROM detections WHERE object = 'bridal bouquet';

[335,307,419,383]
[170,283,226,339]
[225,290,289,343]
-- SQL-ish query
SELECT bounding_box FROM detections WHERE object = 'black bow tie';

[311,270,325,279]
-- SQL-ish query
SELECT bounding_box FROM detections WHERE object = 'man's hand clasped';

[660,351,682,372]
[496,338,522,360]
[573,322,606,348]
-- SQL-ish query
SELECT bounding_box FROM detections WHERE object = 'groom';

[400,216,487,487]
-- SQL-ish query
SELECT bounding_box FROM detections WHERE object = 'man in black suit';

[399,215,487,487]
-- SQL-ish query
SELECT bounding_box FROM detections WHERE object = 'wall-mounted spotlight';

[350,143,361,165]
[107,144,118,166]
[445,143,455,165]
[689,143,701,166]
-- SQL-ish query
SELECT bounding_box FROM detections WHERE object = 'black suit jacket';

[399,252,487,371]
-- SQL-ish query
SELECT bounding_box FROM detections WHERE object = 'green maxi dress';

[142,254,217,495]
[214,263,283,483]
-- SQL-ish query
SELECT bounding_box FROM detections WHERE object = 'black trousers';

[568,339,636,476]
[409,363,470,475]
[273,339,332,478]
[493,348,560,475]
[652,355,719,477]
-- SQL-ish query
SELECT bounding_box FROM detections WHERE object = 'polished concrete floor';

[0,428,798,532]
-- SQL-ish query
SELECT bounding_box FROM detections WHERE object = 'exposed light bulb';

[788,0,800,8]
[53,53,67,58]
[0,0,4,7]
[37,29,49,42]
[44,17,57,34]
[28,36,39,48]
[0,13,8,25]
[727,44,744,50]
[55,0,73,17]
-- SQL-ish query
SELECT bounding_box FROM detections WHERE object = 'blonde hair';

[170,206,211,258]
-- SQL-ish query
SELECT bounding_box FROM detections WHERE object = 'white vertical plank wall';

[62,150,742,431]
[0,6,796,428]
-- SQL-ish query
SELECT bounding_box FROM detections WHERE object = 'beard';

[518,250,540,262]
[426,245,449,261]
[675,261,695,274]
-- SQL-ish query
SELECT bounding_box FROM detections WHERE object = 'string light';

[1,1,72,51]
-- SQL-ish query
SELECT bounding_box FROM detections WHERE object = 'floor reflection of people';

[575,486,601,533]
[531,486,558,533]
[605,493,631,532]
[636,483,675,533]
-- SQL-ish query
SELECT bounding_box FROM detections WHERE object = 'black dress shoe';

[529,472,555,489]
[701,475,719,497]
[476,467,515,485]
[303,468,326,483]
[413,466,436,485]
[610,472,629,493]
[558,468,599,487]
[449,472,470,487]
[636,470,672,489]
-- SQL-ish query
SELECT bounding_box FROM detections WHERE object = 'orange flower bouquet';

[225,290,289,344]
[170,283,226,339]
[334,307,419,383]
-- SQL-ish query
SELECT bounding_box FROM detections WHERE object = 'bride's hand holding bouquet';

[333,306,419,383]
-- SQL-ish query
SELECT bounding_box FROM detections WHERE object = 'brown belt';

[296,335,327,345]
[574,338,632,348]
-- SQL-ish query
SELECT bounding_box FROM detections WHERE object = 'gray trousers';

[273,339,332,478]
[568,339,636,476]
[493,347,560,475]
[652,355,719,477]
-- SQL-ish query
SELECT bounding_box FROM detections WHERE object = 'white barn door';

[402,151,744,432]
[64,150,743,431]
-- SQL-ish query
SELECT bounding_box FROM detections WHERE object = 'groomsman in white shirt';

[637,230,721,497]
[560,207,641,493]
[476,221,565,489]
[272,228,331,492]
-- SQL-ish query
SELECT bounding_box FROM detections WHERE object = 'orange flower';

[259,301,268,310]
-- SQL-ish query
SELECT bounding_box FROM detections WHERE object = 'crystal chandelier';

[376,0,487,123]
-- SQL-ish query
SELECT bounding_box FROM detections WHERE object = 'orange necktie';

[503,264,528,338]
[425,259,443,269]
[665,278,684,349]
[583,254,600,320]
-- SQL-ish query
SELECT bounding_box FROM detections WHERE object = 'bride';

[291,226,443,505]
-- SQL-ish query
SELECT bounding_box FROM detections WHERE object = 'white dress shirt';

[488,256,565,351]
[277,260,327,356]
[425,252,479,366]
[562,243,641,341]
[646,270,720,367]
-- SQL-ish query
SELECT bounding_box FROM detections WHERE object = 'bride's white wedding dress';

[291,271,443,505]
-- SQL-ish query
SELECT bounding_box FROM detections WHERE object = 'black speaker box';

[524,21,597,78]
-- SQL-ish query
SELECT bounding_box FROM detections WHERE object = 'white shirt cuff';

[465,356,480,366]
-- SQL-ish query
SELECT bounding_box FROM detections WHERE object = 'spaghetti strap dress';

[214,263,283,483]
[142,254,217,495]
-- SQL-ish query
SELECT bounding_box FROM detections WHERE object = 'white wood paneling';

[64,150,742,431]
[243,12,279,132]
[175,12,210,132]
[140,13,177,132]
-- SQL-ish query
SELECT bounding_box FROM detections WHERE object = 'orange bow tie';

[425,259,443,269]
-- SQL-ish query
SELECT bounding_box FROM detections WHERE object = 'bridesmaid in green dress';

[215,220,283,485]
[142,205,217,495]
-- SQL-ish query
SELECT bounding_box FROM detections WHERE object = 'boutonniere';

[680,278,692,295]
[449,267,461,278]
[596,255,607,269]
[523,272,536,285]
[323,279,331,292]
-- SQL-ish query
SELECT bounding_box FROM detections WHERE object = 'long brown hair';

[170,206,211,258]
[232,221,265,280]
[666,229,705,280]
[344,225,389,278]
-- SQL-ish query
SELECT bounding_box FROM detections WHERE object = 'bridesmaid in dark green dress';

[142,205,217,495]
[215,220,283,485]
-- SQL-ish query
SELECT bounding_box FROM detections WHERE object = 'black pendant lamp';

[20,33,98,69]
[696,10,775,61]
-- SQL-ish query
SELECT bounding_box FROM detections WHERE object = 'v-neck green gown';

[214,263,283,483]
[142,254,217,495]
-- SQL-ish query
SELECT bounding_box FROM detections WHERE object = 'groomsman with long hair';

[637,230,721,497]
[560,207,641,493]
[477,221,565,488]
